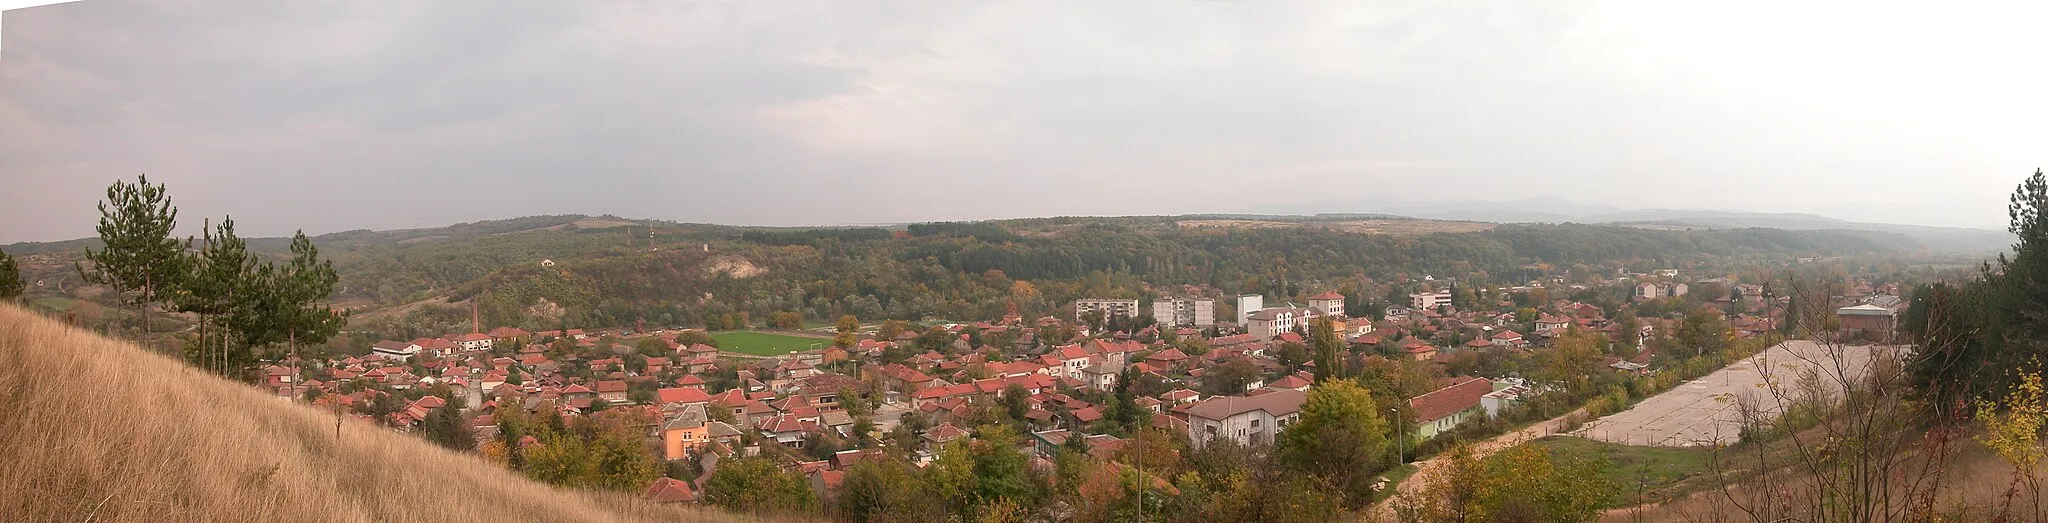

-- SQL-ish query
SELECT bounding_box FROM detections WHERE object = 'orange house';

[661,405,709,460]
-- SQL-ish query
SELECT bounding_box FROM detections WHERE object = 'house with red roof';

[488,326,533,344]
[1307,291,1346,317]
[596,380,629,404]
[1489,329,1528,348]
[645,477,697,504]
[449,332,494,351]
[1143,348,1190,369]
[1181,388,1307,448]
[1402,340,1439,362]
[1409,376,1495,439]
[1266,374,1312,392]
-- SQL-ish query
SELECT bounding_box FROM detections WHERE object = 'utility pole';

[1135,429,1144,522]
[1390,406,1403,466]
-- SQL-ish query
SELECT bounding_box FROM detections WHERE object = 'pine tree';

[175,217,257,374]
[0,248,23,300]
[78,174,185,346]
[237,231,346,361]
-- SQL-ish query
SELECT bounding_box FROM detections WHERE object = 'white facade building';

[1074,299,1140,323]
[1184,389,1307,448]
[1152,297,1217,328]
[1234,294,1263,326]
[1411,290,1453,310]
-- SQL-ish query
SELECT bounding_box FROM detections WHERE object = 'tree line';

[376,216,1919,337]
[72,175,346,377]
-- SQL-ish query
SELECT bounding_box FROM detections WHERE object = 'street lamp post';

[1390,406,1403,466]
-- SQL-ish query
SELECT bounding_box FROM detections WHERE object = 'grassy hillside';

[0,304,747,522]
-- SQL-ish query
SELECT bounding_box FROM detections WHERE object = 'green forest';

[6,201,1960,344]
[324,216,1932,338]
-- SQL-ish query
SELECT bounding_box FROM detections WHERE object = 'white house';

[1245,307,1319,339]
[370,340,422,361]
[449,332,494,351]
[1410,291,1453,310]
[1306,291,1346,317]
[1183,389,1307,448]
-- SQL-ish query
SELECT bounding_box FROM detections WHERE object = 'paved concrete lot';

[1575,341,1901,447]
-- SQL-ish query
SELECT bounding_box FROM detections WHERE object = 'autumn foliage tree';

[1275,378,1388,508]
[835,314,860,348]
[1400,442,1613,522]
[703,456,816,515]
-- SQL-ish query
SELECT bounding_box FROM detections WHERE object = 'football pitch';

[711,331,830,356]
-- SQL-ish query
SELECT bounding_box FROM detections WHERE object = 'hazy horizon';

[6,1,2046,243]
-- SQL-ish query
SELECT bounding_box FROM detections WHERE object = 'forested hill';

[10,213,1932,337]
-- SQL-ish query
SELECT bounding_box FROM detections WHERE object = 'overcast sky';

[3,1,2045,243]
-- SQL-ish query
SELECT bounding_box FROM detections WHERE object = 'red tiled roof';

[1147,348,1189,362]
[925,423,969,442]
[1267,375,1312,390]
[1181,389,1307,422]
[1072,407,1103,423]
[1308,291,1345,301]
[657,387,712,405]
[1409,377,1493,423]
[645,477,696,503]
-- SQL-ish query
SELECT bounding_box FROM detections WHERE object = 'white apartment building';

[1074,299,1140,323]
[1152,297,1216,328]
[1411,290,1453,310]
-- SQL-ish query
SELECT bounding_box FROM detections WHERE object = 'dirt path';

[1372,408,1588,520]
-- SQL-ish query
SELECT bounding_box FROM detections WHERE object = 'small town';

[9,3,2046,521]
[252,268,1901,516]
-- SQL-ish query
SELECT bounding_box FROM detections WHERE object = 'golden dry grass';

[0,303,750,523]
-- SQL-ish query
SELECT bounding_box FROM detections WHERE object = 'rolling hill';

[1248,197,2013,255]
[0,303,749,522]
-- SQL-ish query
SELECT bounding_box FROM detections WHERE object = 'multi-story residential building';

[1245,307,1320,339]
[1410,290,1453,310]
[1635,282,1690,301]
[1074,299,1140,323]
[1182,389,1307,448]
[1234,294,1263,326]
[1306,291,1346,317]
[1151,297,1217,328]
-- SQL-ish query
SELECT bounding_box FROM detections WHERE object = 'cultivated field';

[0,304,749,523]
[712,331,830,356]
[1574,341,1901,447]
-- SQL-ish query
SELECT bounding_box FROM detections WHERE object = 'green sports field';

[711,331,830,356]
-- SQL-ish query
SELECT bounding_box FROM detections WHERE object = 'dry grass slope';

[0,304,747,523]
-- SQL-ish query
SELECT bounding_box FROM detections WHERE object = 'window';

[1206,424,1219,435]
[1250,419,1261,429]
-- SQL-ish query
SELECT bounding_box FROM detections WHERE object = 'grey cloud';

[0,0,2034,243]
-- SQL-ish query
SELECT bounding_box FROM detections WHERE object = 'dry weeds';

[0,303,755,522]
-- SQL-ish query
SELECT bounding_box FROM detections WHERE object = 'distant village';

[259,268,1908,505]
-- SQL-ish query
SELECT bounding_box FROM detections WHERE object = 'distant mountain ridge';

[1247,197,2010,254]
